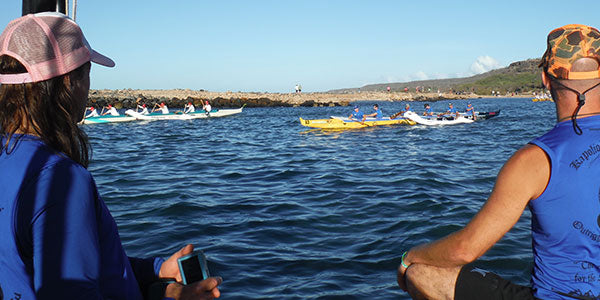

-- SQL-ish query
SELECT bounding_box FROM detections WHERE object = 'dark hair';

[0,55,91,167]
[373,104,379,108]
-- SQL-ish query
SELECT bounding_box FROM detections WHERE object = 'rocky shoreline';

[88,89,474,109]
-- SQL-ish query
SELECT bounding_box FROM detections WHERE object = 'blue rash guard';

[529,115,600,299]
[465,105,474,115]
[375,109,383,119]
[351,110,364,120]
[0,135,163,299]
[447,107,457,114]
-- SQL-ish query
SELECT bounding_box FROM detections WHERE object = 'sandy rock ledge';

[88,89,469,109]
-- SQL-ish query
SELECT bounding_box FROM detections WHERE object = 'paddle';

[345,117,370,126]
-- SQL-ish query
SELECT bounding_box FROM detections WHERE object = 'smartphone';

[177,250,210,285]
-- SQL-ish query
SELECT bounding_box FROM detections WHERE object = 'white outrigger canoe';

[403,110,500,126]
[128,107,244,120]
[81,107,244,124]
[403,111,474,125]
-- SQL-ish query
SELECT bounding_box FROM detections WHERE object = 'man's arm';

[400,144,549,271]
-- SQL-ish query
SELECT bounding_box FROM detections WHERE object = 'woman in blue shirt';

[0,12,221,300]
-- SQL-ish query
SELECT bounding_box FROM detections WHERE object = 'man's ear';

[541,71,552,90]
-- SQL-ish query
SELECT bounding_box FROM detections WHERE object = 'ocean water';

[85,97,556,299]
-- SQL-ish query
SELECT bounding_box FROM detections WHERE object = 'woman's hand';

[165,277,223,300]
[159,244,194,281]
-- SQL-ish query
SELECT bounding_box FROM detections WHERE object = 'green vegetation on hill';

[455,72,542,95]
[329,58,546,95]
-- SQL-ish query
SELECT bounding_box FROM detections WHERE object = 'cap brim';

[90,49,115,68]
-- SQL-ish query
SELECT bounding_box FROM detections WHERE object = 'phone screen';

[178,251,210,285]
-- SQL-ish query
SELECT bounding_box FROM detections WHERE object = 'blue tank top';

[529,115,600,299]
[352,110,363,119]
[376,109,383,119]
[465,105,474,115]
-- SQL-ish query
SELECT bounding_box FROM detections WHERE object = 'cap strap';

[551,79,600,135]
[0,72,33,84]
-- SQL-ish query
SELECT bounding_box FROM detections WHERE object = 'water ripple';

[85,98,554,298]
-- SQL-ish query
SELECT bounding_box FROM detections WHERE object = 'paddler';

[390,103,411,119]
[102,104,120,116]
[422,103,433,117]
[202,100,212,115]
[137,103,149,115]
[348,105,364,121]
[184,102,195,113]
[85,106,99,118]
[465,102,476,120]
[362,103,383,121]
[398,24,600,299]
[152,102,170,114]
[439,102,459,119]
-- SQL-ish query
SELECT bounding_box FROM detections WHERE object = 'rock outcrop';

[88,89,468,109]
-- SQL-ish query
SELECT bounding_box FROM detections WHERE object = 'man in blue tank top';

[397,24,600,300]
[423,103,433,117]
[349,105,364,121]
[465,102,476,120]
[363,104,383,120]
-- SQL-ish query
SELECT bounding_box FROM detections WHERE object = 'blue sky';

[1,1,599,92]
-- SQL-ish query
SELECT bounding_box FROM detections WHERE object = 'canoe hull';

[299,116,414,129]
[404,110,500,126]
[81,115,136,124]
[133,108,244,121]
[82,108,244,124]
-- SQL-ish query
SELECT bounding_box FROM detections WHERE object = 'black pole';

[22,0,66,16]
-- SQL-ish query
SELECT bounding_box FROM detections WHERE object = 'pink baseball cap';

[0,12,114,84]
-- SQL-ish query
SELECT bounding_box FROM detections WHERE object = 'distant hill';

[329,58,544,95]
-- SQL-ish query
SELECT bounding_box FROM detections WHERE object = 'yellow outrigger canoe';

[299,116,415,129]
